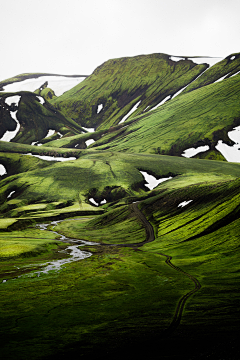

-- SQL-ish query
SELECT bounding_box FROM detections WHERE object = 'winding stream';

[33,220,99,276]
[2,219,99,282]
[1,206,201,336]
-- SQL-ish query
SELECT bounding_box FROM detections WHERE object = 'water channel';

[2,218,99,283]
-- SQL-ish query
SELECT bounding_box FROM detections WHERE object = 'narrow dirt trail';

[130,202,201,333]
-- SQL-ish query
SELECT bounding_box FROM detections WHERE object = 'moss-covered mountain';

[0,52,240,360]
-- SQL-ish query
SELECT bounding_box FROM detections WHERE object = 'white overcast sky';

[1,0,239,81]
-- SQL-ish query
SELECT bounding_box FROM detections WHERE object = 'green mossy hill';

[51,53,208,129]
[182,52,240,95]
[91,72,240,157]
[1,148,239,222]
[51,53,240,132]
[0,91,86,145]
[34,87,57,101]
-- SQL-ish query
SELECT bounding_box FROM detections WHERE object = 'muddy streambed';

[1,218,98,283]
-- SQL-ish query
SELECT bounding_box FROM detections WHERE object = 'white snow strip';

[85,139,95,147]
[100,199,107,205]
[25,153,76,162]
[37,143,42,146]
[89,198,99,206]
[3,76,85,97]
[187,57,222,67]
[149,95,171,111]
[4,95,21,106]
[230,56,236,60]
[182,145,209,158]
[0,164,7,176]
[140,171,172,190]
[171,85,189,99]
[57,132,63,138]
[170,56,186,61]
[97,104,103,113]
[118,100,141,124]
[214,73,230,83]
[31,141,38,145]
[36,96,45,105]
[82,126,95,133]
[229,71,240,78]
[0,111,20,142]
[7,191,15,198]
[45,129,55,138]
[171,67,209,100]
[178,200,193,208]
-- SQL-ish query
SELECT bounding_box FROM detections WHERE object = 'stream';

[2,218,99,282]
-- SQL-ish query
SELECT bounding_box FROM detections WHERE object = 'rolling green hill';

[0,52,240,360]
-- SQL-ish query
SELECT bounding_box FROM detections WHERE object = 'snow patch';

[82,126,95,133]
[25,153,76,162]
[170,56,186,61]
[140,171,172,190]
[7,191,15,198]
[187,57,222,67]
[45,129,55,138]
[182,145,209,158]
[118,100,141,124]
[5,95,21,106]
[89,198,99,206]
[0,111,20,142]
[216,140,240,162]
[100,199,107,205]
[97,104,103,113]
[57,132,63,138]
[215,126,240,162]
[230,56,236,60]
[178,200,193,208]
[0,164,7,176]
[85,139,95,147]
[3,76,86,96]
[36,96,45,105]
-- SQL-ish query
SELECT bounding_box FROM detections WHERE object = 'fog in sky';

[1,0,239,80]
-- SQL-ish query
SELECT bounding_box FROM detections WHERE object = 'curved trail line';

[130,202,201,333]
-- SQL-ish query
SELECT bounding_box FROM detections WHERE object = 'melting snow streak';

[140,171,172,190]
[118,100,141,124]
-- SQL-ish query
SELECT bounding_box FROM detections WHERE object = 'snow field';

[24,154,77,162]
[140,171,172,190]
[3,76,86,97]
[182,145,210,158]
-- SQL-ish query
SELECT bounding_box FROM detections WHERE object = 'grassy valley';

[0,52,240,359]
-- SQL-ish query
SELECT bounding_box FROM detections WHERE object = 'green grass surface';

[1,53,240,359]
[92,73,240,156]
